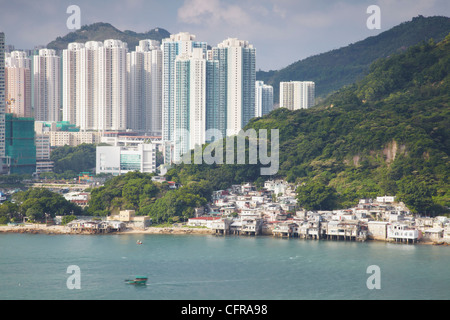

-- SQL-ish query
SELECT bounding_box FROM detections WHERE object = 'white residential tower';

[279,81,315,110]
[33,49,60,122]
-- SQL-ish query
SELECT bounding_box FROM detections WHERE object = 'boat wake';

[148,278,269,286]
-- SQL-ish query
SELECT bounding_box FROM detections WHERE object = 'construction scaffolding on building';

[5,113,36,174]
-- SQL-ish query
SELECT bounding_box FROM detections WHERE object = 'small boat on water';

[125,276,148,285]
[137,240,142,244]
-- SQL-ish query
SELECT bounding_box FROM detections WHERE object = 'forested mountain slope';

[169,34,450,216]
[257,15,450,102]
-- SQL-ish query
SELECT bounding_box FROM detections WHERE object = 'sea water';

[0,233,449,300]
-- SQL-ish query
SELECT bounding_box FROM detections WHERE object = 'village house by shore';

[1,179,449,245]
[187,180,450,245]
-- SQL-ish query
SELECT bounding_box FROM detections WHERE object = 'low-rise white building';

[107,209,152,228]
[264,179,288,195]
[376,196,396,203]
[211,218,232,235]
[263,210,287,222]
[387,223,421,243]
[96,143,156,175]
[187,217,221,228]
[443,226,450,242]
[273,222,298,237]
[423,228,443,242]
[367,221,390,240]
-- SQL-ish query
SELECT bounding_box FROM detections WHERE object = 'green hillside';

[47,22,170,50]
[168,33,450,216]
[85,30,450,222]
[257,15,450,103]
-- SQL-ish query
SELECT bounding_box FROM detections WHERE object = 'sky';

[0,0,449,71]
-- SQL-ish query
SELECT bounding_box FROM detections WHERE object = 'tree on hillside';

[0,201,20,224]
[51,143,97,174]
[12,188,83,222]
[397,178,435,215]
[296,181,338,211]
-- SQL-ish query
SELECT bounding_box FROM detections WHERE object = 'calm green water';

[0,233,449,300]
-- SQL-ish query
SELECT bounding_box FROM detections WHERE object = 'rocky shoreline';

[0,224,213,235]
[116,226,213,235]
[0,224,448,245]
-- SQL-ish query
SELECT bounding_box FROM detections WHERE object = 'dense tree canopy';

[296,181,338,211]
[86,172,211,223]
[0,188,84,223]
[51,143,97,175]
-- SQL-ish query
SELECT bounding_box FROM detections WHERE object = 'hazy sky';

[0,0,449,70]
